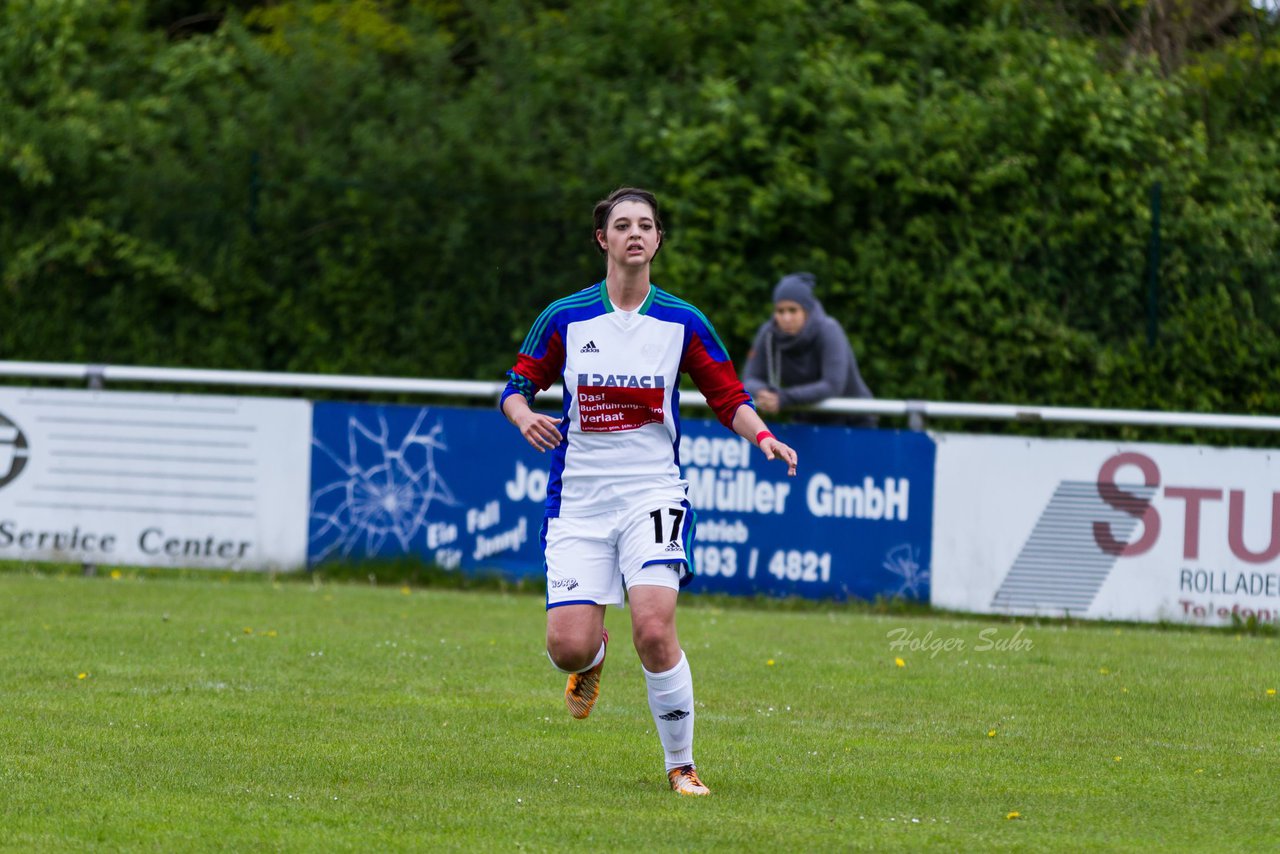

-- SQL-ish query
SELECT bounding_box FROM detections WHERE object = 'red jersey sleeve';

[512,330,566,391]
[501,328,566,409]
[681,331,753,429]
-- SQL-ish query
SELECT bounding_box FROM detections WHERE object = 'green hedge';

[2,0,1278,434]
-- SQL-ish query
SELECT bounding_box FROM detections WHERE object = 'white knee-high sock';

[644,651,695,770]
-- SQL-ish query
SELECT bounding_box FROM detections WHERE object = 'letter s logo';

[1094,452,1160,556]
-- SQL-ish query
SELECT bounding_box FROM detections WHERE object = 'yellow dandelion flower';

[1114,756,1122,762]
[243,627,254,635]
[77,672,88,680]
[1267,689,1276,696]
[109,569,122,580]
[766,659,775,666]
[1006,811,1021,820]
[895,657,905,667]
[987,729,997,738]
[400,586,412,595]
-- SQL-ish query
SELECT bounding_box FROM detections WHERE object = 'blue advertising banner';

[308,402,935,601]
[680,421,934,601]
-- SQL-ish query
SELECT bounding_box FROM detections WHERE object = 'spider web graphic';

[883,543,929,597]
[310,408,461,561]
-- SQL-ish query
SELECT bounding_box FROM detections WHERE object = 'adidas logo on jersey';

[665,541,683,553]
[659,709,690,721]
[580,340,600,353]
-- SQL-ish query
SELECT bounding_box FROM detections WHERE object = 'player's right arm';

[502,393,563,452]
[500,301,570,452]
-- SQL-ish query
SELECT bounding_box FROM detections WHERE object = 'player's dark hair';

[592,187,664,256]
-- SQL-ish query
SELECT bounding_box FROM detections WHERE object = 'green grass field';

[2,567,1276,852]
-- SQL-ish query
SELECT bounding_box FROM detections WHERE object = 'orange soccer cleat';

[667,765,711,796]
[564,629,608,720]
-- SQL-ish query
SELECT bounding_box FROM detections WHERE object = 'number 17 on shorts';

[627,500,697,588]
[543,499,698,608]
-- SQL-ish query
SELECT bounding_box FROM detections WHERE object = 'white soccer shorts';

[542,497,697,609]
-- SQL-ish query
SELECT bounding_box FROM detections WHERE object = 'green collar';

[598,280,656,314]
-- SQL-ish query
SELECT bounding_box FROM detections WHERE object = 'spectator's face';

[773,300,807,335]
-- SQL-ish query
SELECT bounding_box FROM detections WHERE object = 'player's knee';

[545,632,596,673]
[631,618,676,664]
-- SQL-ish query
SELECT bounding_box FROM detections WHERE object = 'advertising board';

[0,387,312,570]
[308,402,935,601]
[932,433,1280,624]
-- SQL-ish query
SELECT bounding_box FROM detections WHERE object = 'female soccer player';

[500,187,798,796]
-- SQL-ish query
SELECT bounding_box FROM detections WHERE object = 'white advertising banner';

[932,433,1280,625]
[0,387,311,571]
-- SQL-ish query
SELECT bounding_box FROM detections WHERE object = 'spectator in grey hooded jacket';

[742,272,876,427]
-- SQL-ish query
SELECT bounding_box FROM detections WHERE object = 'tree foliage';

[1,0,1278,426]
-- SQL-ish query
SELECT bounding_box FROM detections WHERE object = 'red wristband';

[755,430,775,447]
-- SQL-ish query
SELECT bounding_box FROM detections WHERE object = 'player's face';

[774,300,807,335]
[597,200,661,268]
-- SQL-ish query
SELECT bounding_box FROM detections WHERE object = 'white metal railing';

[2,359,1278,433]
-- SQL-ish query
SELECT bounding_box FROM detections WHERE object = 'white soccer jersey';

[502,281,753,517]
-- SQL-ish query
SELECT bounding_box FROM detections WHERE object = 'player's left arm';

[682,324,798,477]
[730,404,797,477]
